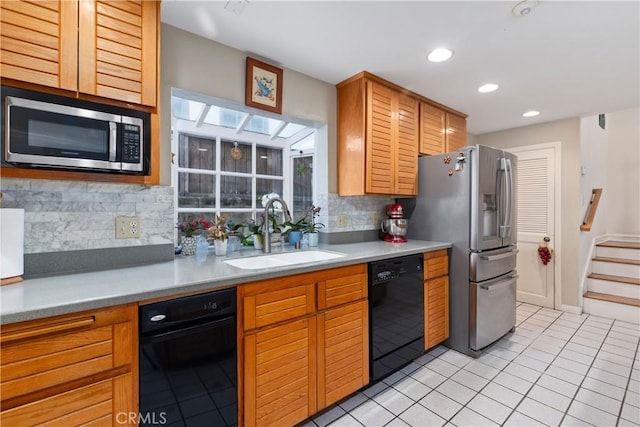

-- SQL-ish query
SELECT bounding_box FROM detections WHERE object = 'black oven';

[1,85,149,174]
[139,288,237,427]
[369,254,424,382]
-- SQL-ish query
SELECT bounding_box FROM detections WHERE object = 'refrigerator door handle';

[479,249,519,261]
[478,274,519,292]
[505,158,514,235]
[499,158,512,238]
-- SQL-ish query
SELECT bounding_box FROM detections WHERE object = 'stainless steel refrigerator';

[404,145,518,357]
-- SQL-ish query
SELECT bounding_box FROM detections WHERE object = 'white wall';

[160,24,337,190]
[606,108,640,235]
[477,118,581,307]
[578,114,609,296]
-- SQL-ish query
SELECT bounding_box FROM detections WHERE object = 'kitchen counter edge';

[0,240,451,325]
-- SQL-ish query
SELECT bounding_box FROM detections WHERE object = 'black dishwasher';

[369,254,424,382]
[139,288,237,427]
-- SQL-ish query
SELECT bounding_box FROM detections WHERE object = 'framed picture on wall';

[245,57,283,114]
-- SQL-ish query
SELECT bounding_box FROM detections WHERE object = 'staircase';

[583,240,640,323]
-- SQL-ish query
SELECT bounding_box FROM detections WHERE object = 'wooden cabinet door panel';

[0,378,113,427]
[317,271,367,310]
[420,103,446,155]
[245,317,316,427]
[366,82,395,194]
[425,250,449,279]
[79,0,157,106]
[425,276,450,349]
[395,94,419,195]
[446,113,467,153]
[317,301,368,409]
[0,0,78,90]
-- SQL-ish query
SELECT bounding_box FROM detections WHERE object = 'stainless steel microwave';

[1,86,150,175]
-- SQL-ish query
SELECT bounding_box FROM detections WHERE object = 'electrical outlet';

[372,212,380,227]
[337,214,348,228]
[115,216,140,239]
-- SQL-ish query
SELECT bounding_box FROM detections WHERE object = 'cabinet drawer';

[317,272,367,310]
[243,283,315,331]
[424,250,448,279]
[1,377,114,427]
[0,304,135,403]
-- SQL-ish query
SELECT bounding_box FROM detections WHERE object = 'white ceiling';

[161,1,640,135]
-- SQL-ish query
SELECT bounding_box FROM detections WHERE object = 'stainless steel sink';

[224,250,346,270]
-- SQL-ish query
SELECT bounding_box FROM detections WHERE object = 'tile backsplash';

[317,193,395,233]
[1,178,174,254]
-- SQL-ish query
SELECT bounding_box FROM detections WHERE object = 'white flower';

[261,192,282,210]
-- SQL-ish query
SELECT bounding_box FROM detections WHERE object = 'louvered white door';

[506,145,557,308]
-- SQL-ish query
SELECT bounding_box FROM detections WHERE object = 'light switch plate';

[115,216,140,239]
[337,214,347,228]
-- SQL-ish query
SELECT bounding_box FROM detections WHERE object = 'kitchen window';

[171,88,318,233]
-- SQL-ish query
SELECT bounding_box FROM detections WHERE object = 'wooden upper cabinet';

[419,103,468,155]
[395,92,419,195]
[419,102,446,155]
[79,0,158,107]
[0,0,79,91]
[446,112,467,153]
[0,0,158,108]
[338,72,419,196]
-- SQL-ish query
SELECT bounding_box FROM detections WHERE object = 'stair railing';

[580,188,603,231]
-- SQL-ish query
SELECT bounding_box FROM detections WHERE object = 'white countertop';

[0,240,451,324]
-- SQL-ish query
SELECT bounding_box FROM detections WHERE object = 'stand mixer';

[381,203,408,243]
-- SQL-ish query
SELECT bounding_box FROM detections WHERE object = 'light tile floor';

[301,302,640,427]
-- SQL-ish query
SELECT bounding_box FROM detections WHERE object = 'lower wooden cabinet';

[425,276,450,349]
[244,317,317,427]
[0,304,137,426]
[317,300,368,410]
[238,264,368,427]
[424,250,450,350]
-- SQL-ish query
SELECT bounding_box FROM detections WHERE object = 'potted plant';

[283,216,309,246]
[306,204,325,247]
[177,216,210,256]
[207,214,229,256]
[245,219,265,249]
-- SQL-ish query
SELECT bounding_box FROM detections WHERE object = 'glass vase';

[214,239,227,256]
[182,236,197,256]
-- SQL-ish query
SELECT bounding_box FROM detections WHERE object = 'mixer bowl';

[381,219,408,242]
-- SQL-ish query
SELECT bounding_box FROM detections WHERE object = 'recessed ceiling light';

[427,48,454,63]
[512,0,539,16]
[478,83,499,93]
[522,110,540,118]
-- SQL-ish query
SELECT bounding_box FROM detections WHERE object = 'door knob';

[543,236,551,242]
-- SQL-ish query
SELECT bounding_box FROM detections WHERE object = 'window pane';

[221,140,252,173]
[256,179,283,202]
[256,146,283,176]
[221,176,252,208]
[178,172,216,208]
[278,123,306,138]
[293,156,313,220]
[290,132,315,151]
[179,135,216,170]
[204,106,248,129]
[245,116,283,135]
[172,98,205,121]
[224,212,255,233]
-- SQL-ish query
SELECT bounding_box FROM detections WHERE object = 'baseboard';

[601,234,640,243]
[560,304,582,315]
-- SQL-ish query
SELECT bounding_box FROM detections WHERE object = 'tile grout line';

[614,321,640,427]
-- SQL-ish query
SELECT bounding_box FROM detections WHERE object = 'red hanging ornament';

[537,241,553,265]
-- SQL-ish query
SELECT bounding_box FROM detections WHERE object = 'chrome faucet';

[262,196,292,253]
